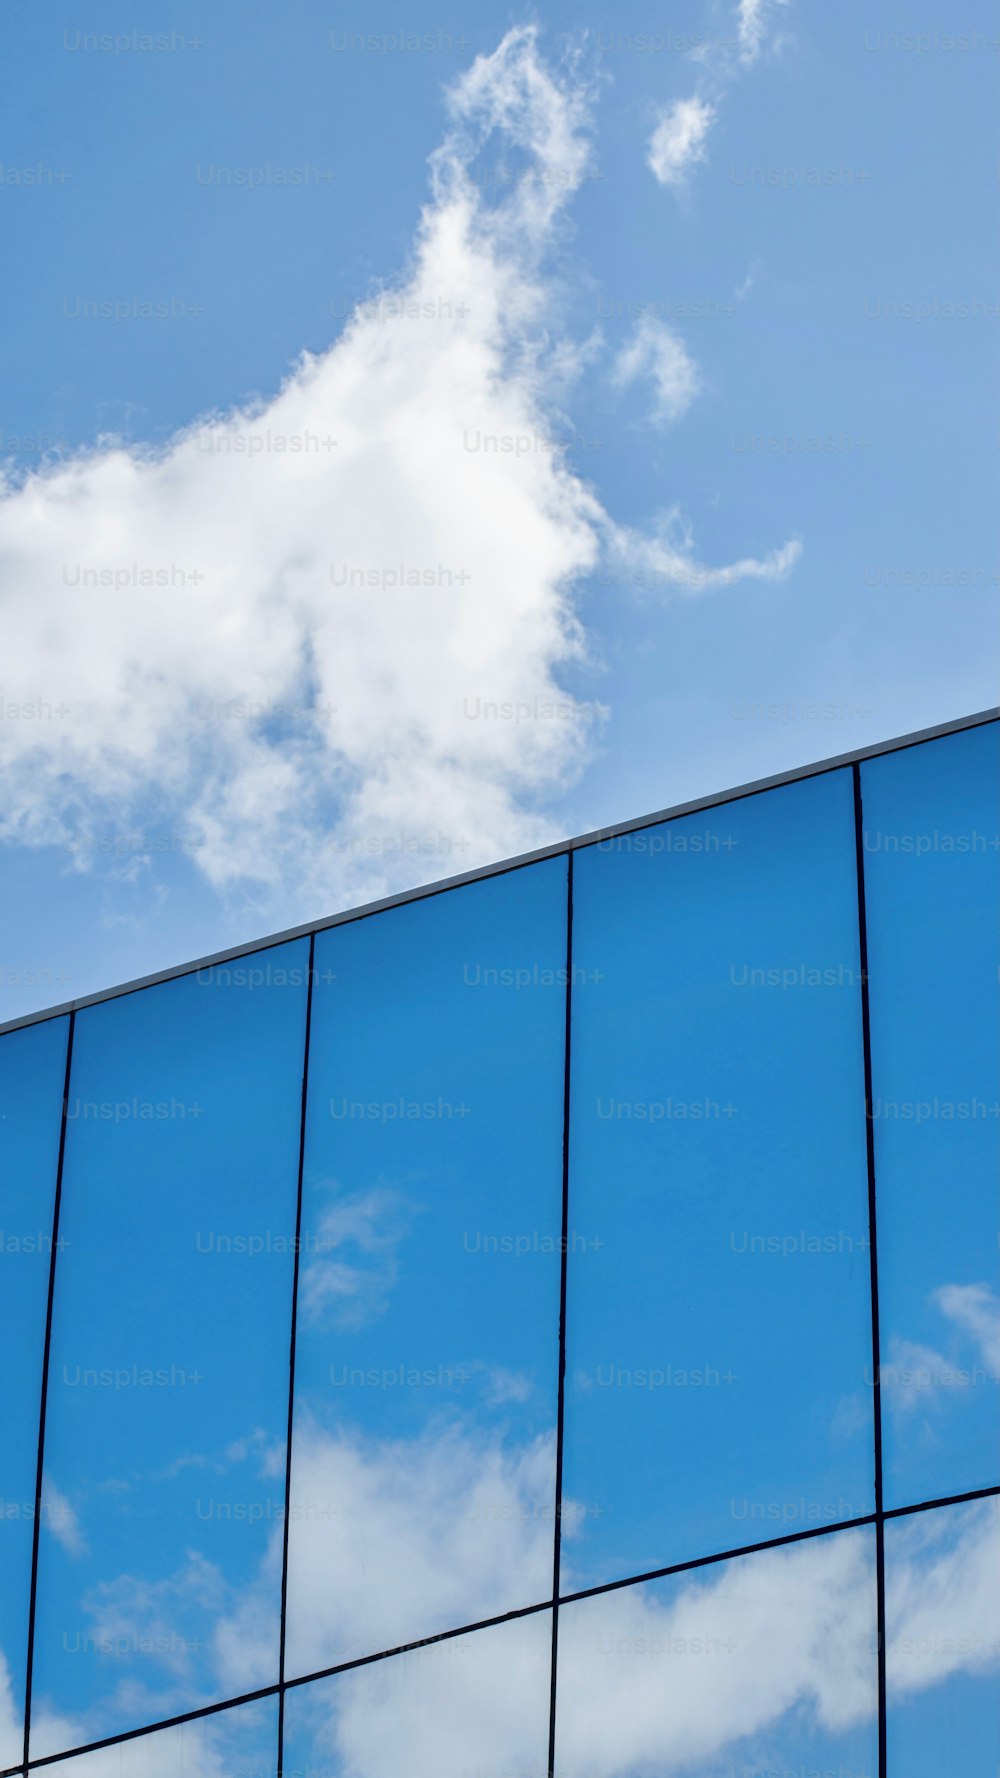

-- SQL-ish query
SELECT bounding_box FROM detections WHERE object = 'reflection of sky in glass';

[563,770,874,1587]
[885,1498,1000,1776]
[282,1612,552,1778]
[556,1527,879,1778]
[28,945,309,1756]
[286,861,567,1678]
[862,725,1000,1507]
[0,722,995,1771]
[43,1695,277,1778]
[0,1016,68,1771]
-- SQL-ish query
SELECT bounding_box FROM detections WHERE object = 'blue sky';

[0,0,997,1022]
[0,7,997,1772]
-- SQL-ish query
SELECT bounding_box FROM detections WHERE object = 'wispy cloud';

[299,1187,419,1330]
[737,0,791,65]
[609,510,802,596]
[648,1,791,193]
[42,1476,87,1558]
[936,1282,1000,1372]
[886,1499,1000,1695]
[612,316,702,424]
[647,95,715,187]
[0,1651,20,1770]
[883,1281,1000,1413]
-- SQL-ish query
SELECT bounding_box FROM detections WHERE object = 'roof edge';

[2,705,997,1037]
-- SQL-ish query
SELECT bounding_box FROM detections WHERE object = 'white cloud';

[648,6,791,195]
[882,1281,1000,1413]
[0,27,799,929]
[42,1475,88,1557]
[80,1551,229,1676]
[29,1548,273,1761]
[0,28,598,922]
[278,1490,997,1777]
[284,1421,555,1679]
[735,261,759,302]
[612,316,701,425]
[285,1610,552,1778]
[737,0,790,64]
[609,511,801,596]
[886,1499,1000,1696]
[37,1699,275,1778]
[0,1649,20,1770]
[936,1282,1000,1373]
[647,95,716,187]
[881,1335,955,1412]
[300,1187,419,1330]
[22,1448,999,1774]
[484,1365,534,1404]
[556,1530,877,1773]
[212,1536,284,1700]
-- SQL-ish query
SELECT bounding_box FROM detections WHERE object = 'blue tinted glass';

[886,1499,1000,1777]
[282,1611,552,1778]
[861,723,1000,1507]
[49,1695,277,1777]
[285,862,566,1679]
[28,945,309,1756]
[555,1527,878,1775]
[0,1016,67,1771]
[563,771,874,1588]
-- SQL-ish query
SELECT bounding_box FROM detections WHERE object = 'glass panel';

[285,861,566,1679]
[886,1498,1000,1777]
[282,1610,551,1778]
[43,1694,277,1777]
[28,944,309,1757]
[861,722,1000,1507]
[563,771,874,1589]
[555,1526,878,1777]
[0,1016,68,1772]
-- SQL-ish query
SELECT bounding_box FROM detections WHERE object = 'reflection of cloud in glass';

[299,1187,420,1330]
[284,1612,553,1778]
[80,1551,227,1682]
[886,1498,999,1695]
[35,1698,276,1778]
[884,1281,1000,1413]
[8,1450,997,1774]
[41,1475,88,1557]
[29,946,308,1757]
[283,1495,996,1778]
[935,1283,1000,1370]
[557,1530,878,1777]
[29,1426,291,1748]
[285,1421,556,1677]
[0,1651,20,1769]
[483,1365,534,1405]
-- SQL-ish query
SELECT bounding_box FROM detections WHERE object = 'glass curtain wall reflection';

[0,716,994,1777]
[28,946,309,1757]
[0,1017,69,1772]
[860,724,1000,1507]
[284,860,567,1678]
[563,769,874,1587]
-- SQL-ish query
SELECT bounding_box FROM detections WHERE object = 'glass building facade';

[1,713,997,1778]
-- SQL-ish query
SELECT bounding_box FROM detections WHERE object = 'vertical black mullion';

[853,763,887,1778]
[547,850,574,1778]
[23,1010,76,1771]
[276,934,316,1778]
